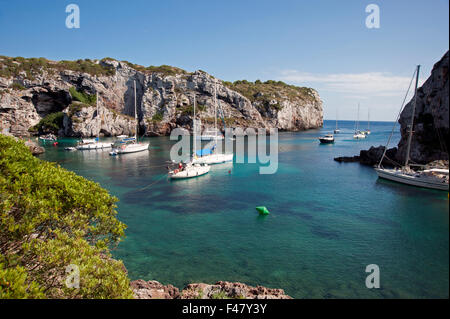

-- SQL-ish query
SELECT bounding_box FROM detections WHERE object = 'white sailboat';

[375,65,449,191]
[168,94,210,179]
[363,109,371,135]
[76,92,113,150]
[334,108,340,134]
[110,80,149,155]
[353,103,366,139]
[192,81,233,165]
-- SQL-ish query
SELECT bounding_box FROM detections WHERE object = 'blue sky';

[0,0,448,120]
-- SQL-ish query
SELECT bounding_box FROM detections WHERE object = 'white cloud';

[278,70,423,98]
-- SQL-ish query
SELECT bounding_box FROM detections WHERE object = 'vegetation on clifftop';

[223,79,316,111]
[0,56,115,80]
[0,135,133,298]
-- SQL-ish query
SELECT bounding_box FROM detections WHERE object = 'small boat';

[353,104,367,139]
[364,109,371,135]
[353,130,366,139]
[76,138,112,150]
[319,133,334,144]
[39,134,57,142]
[168,162,210,179]
[375,65,449,191]
[64,147,77,151]
[334,109,340,133]
[109,81,149,155]
[110,137,149,155]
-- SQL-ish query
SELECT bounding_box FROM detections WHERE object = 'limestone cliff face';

[0,57,323,137]
[396,51,449,164]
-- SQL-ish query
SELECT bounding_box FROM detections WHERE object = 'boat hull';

[375,168,449,191]
[192,153,233,165]
[169,165,210,179]
[76,142,112,150]
[319,138,334,144]
[115,143,149,154]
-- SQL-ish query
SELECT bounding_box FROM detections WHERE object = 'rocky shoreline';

[130,279,292,299]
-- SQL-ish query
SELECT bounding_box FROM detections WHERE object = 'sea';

[38,120,449,298]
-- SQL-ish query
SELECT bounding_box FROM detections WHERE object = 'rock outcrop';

[396,51,449,164]
[131,279,180,299]
[130,280,292,299]
[334,146,398,166]
[0,56,323,138]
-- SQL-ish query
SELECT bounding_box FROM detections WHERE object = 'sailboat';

[334,109,340,134]
[375,65,449,191]
[109,80,149,155]
[362,109,371,135]
[76,92,113,150]
[192,81,233,165]
[168,95,210,179]
[353,103,366,139]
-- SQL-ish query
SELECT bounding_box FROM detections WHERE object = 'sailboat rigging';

[375,65,449,191]
[168,94,210,179]
[192,80,233,165]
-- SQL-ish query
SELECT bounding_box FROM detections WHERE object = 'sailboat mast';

[134,80,137,141]
[336,109,338,129]
[356,103,360,131]
[368,109,370,131]
[193,94,197,156]
[214,81,217,141]
[405,65,420,167]
[96,92,99,140]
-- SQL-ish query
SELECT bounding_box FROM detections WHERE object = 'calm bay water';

[38,120,449,298]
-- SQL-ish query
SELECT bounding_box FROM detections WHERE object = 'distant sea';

[38,120,449,298]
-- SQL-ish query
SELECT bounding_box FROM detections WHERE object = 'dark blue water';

[38,120,449,298]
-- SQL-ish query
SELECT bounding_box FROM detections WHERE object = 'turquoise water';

[38,120,449,298]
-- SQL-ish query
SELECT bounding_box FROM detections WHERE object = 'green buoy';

[256,206,270,215]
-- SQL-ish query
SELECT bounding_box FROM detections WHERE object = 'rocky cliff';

[0,56,323,137]
[396,50,449,164]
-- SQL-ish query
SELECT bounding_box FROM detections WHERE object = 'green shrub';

[33,112,65,134]
[151,112,164,122]
[0,135,133,299]
[67,102,86,117]
[69,87,96,105]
